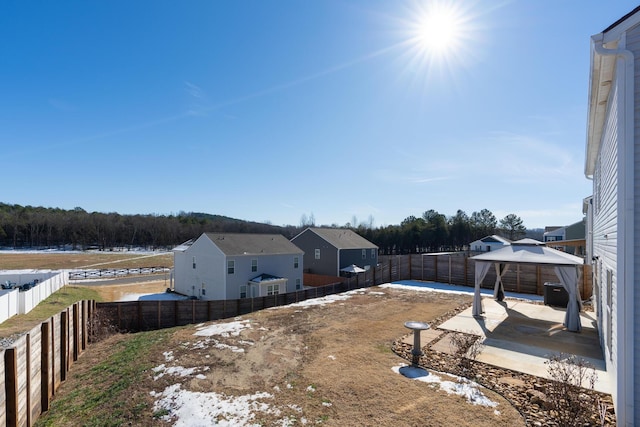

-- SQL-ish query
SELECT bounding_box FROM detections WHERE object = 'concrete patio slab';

[438,297,611,394]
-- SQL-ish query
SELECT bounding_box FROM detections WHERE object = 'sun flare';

[413,2,466,56]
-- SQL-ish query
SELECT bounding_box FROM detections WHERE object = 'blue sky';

[2,1,638,229]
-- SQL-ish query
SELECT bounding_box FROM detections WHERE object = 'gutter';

[590,33,635,424]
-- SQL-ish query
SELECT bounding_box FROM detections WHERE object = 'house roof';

[172,239,195,252]
[473,235,511,245]
[203,233,303,256]
[297,228,378,250]
[511,238,544,245]
[249,273,285,283]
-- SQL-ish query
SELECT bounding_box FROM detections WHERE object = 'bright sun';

[408,0,472,61]
[416,5,462,55]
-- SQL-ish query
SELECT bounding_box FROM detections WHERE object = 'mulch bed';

[392,303,617,426]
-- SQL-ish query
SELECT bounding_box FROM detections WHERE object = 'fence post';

[434,256,438,282]
[73,303,80,361]
[5,348,17,427]
[60,310,68,382]
[26,334,31,427]
[464,257,468,286]
[41,321,50,412]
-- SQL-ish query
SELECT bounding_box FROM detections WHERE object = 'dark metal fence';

[69,266,170,280]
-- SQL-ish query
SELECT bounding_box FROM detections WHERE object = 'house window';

[362,249,366,259]
[240,285,247,299]
[201,288,206,296]
[296,279,301,290]
[371,248,376,259]
[192,256,196,269]
[315,249,320,260]
[251,259,258,272]
[267,284,280,296]
[294,256,299,268]
[227,260,235,274]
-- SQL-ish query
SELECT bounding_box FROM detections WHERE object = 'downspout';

[592,34,635,424]
[336,248,341,276]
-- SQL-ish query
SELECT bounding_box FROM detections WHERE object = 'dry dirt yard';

[43,286,525,426]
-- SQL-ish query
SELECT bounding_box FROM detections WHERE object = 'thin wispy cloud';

[411,176,451,184]
[185,81,206,99]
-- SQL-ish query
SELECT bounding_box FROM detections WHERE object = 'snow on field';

[381,280,543,302]
[270,288,372,310]
[148,283,519,424]
[117,292,187,302]
[392,364,499,410]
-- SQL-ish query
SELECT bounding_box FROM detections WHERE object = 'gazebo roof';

[471,244,584,266]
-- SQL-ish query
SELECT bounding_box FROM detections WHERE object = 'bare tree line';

[0,203,536,253]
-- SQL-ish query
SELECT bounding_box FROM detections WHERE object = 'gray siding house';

[173,233,304,300]
[585,6,640,423]
[291,228,378,276]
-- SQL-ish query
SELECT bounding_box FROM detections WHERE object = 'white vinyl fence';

[0,271,67,324]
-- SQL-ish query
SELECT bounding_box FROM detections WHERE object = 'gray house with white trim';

[291,228,378,277]
[585,6,640,424]
[173,233,304,300]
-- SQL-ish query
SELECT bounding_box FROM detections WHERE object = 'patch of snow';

[327,355,336,360]
[152,364,201,380]
[380,280,543,302]
[117,292,187,302]
[392,364,498,408]
[152,384,281,427]
[163,351,174,362]
[306,385,316,392]
[194,319,251,337]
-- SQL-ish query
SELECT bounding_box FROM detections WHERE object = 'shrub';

[544,353,598,427]
[448,331,484,375]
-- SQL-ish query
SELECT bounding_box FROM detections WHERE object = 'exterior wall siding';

[339,248,377,271]
[628,23,640,423]
[225,253,303,298]
[174,236,226,300]
[592,74,620,399]
[292,231,338,276]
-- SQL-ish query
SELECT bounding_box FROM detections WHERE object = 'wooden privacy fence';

[400,253,592,300]
[0,300,94,427]
[99,253,592,334]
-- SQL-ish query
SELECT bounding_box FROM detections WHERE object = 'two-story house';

[173,233,304,300]
[291,228,378,277]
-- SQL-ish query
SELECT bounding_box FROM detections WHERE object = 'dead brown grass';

[41,288,525,426]
[0,251,173,270]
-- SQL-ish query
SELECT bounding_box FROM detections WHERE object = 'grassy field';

[0,251,173,270]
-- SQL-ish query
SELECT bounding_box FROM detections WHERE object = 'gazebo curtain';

[494,263,510,302]
[472,261,492,316]
[555,265,583,332]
